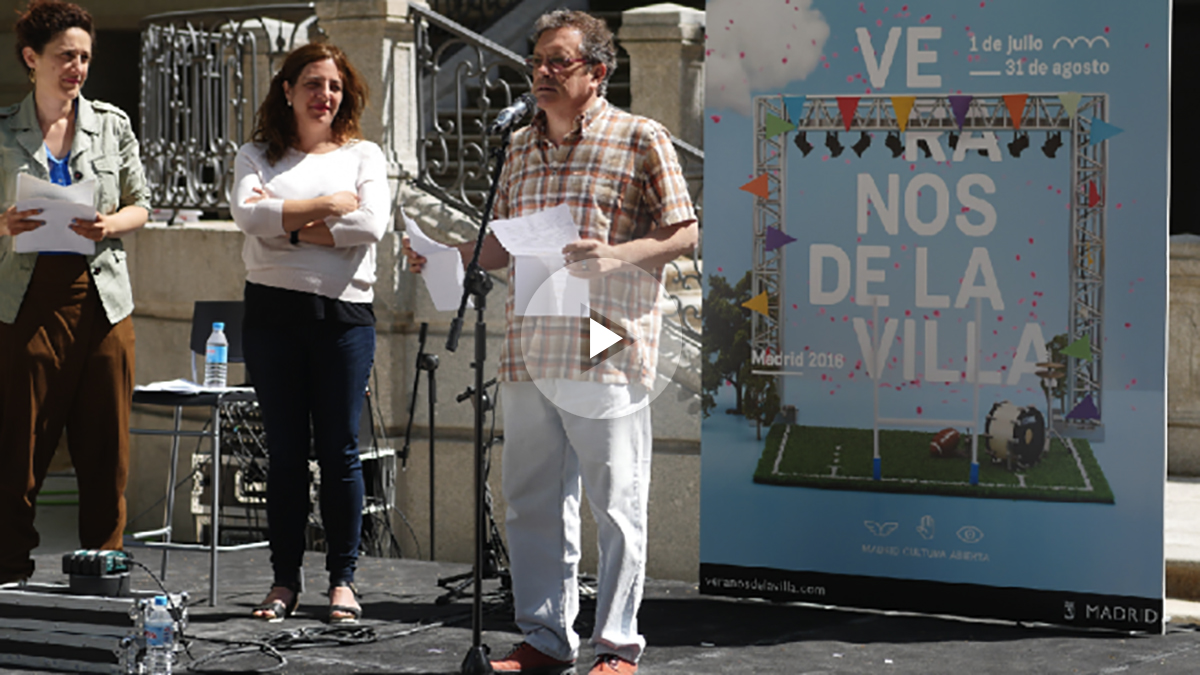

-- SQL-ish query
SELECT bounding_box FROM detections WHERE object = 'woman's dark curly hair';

[14,0,95,74]
[252,42,368,165]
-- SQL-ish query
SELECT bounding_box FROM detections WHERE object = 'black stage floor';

[9,549,1200,674]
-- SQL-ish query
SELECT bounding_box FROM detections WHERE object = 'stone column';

[314,0,420,180]
[1170,238,1200,476]
[617,3,705,148]
[313,0,422,386]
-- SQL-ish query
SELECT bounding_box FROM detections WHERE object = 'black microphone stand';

[447,125,512,675]
[435,379,507,605]
[401,322,438,559]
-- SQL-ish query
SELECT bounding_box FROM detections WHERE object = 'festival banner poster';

[699,0,1169,631]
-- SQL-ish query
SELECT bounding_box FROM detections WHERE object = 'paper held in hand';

[13,173,97,255]
[489,204,589,317]
[402,209,471,312]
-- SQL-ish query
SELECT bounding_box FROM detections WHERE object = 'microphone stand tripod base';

[462,644,494,674]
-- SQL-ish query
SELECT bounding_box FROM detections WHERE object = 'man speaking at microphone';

[405,10,695,674]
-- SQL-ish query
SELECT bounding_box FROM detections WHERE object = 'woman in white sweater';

[230,42,389,624]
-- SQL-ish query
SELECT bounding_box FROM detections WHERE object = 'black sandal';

[327,581,361,624]
[252,583,300,622]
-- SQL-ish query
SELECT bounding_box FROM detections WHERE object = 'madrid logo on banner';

[700,0,1168,632]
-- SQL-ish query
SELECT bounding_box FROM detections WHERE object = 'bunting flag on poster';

[742,291,770,317]
[948,95,972,130]
[1059,92,1083,119]
[784,96,808,123]
[764,113,797,139]
[739,174,771,199]
[891,96,916,133]
[1067,394,1101,421]
[836,97,860,131]
[764,226,797,252]
[1090,118,1125,145]
[1061,337,1094,361]
[701,0,1168,634]
[1003,94,1028,130]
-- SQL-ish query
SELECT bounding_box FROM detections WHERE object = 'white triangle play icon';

[589,319,623,358]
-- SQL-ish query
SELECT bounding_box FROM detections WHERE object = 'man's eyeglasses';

[525,56,590,73]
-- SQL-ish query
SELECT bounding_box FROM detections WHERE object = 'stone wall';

[1170,237,1200,476]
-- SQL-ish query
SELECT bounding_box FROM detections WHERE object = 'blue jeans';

[242,321,375,588]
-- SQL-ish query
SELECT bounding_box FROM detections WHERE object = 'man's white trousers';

[500,380,652,664]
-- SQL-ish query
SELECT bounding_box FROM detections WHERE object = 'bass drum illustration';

[984,401,1047,470]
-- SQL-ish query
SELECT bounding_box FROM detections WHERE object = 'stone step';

[1167,479,1200,601]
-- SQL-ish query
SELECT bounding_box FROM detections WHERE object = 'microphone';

[487,93,537,135]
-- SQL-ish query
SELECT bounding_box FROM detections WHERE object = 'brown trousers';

[0,255,134,578]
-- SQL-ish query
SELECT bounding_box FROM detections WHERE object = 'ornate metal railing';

[666,136,703,342]
[139,4,319,211]
[411,3,531,219]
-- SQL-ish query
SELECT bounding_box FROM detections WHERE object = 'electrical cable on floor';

[122,542,511,675]
[185,615,467,673]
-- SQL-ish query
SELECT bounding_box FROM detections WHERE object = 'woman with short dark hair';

[0,0,150,585]
[230,42,388,624]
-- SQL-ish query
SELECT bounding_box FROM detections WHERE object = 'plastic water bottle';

[143,595,174,674]
[204,322,228,388]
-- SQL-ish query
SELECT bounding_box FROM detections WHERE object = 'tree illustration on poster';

[704,271,783,439]
[700,0,1169,633]
[701,272,754,417]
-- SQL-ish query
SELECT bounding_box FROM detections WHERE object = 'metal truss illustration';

[751,92,1107,427]
[750,97,789,390]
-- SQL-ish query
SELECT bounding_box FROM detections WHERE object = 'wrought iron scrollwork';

[411,3,531,220]
[139,4,319,212]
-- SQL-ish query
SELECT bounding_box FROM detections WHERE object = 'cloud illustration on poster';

[706,0,830,115]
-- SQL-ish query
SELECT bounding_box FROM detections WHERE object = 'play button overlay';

[518,258,682,419]
[585,308,634,371]
[589,315,624,358]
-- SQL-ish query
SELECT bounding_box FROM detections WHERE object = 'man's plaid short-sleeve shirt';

[492,98,696,389]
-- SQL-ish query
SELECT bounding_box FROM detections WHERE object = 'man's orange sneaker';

[588,655,637,675]
[490,642,576,674]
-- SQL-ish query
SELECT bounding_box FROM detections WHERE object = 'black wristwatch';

[290,230,300,245]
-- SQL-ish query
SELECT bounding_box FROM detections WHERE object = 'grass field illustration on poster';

[699,0,1168,631]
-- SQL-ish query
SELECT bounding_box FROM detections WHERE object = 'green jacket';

[0,93,151,325]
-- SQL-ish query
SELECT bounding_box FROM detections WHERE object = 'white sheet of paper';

[13,173,97,255]
[401,210,470,312]
[135,379,202,394]
[514,255,590,317]
[489,204,580,255]
[135,379,255,394]
[490,205,588,317]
